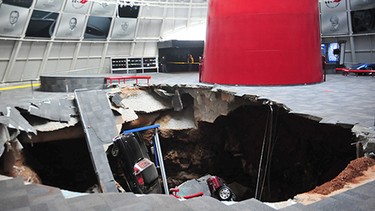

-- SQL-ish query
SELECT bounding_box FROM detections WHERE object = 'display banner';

[320,0,347,13]
[26,10,59,37]
[3,0,34,8]
[55,13,85,39]
[110,18,136,39]
[84,16,112,40]
[0,4,29,37]
[117,5,140,18]
[352,9,375,34]
[327,42,340,63]
[91,2,116,17]
[321,12,349,35]
[350,0,375,11]
[64,0,91,14]
[34,0,65,12]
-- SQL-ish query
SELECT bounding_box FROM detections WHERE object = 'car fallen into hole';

[106,132,162,194]
[170,175,236,201]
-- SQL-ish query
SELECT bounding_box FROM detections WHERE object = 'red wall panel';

[201,0,323,85]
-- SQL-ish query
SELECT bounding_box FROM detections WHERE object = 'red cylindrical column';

[201,0,323,85]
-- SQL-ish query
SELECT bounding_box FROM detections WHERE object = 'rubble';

[0,84,374,203]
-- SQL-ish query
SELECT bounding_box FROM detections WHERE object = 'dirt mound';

[309,156,375,195]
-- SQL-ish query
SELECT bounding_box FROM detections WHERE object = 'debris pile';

[0,84,374,203]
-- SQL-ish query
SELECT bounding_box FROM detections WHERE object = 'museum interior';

[0,0,375,210]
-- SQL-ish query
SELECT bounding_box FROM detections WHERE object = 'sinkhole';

[6,86,359,202]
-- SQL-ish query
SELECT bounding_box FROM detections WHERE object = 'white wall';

[320,0,375,67]
[0,0,208,83]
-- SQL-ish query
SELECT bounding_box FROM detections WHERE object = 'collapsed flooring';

[1,84,374,203]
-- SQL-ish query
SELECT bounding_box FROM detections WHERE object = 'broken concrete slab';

[0,106,36,134]
[185,88,255,123]
[121,88,172,113]
[172,90,184,111]
[30,117,79,132]
[124,113,160,131]
[20,124,85,143]
[156,106,196,130]
[74,89,118,193]
[153,87,184,111]
[110,104,138,123]
[17,98,76,122]
[110,93,124,108]
[0,124,22,156]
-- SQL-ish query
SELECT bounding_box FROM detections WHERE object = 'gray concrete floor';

[1,72,374,128]
[151,72,375,128]
[1,73,375,211]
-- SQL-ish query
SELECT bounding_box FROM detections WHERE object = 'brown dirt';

[309,157,375,195]
[294,157,375,205]
[120,86,141,97]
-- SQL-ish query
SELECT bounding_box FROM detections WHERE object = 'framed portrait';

[91,2,116,17]
[320,0,347,13]
[54,13,86,39]
[110,18,137,40]
[64,0,91,14]
[0,4,30,37]
[321,12,349,35]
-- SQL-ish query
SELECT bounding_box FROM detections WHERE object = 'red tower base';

[201,0,323,85]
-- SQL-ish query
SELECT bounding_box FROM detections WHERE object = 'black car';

[106,132,162,194]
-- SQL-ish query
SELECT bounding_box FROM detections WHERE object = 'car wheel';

[217,186,232,201]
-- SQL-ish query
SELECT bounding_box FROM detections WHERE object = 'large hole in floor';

[12,86,358,202]
[160,104,356,202]
[22,138,97,192]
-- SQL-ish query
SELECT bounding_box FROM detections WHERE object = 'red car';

[207,176,235,201]
[169,175,235,201]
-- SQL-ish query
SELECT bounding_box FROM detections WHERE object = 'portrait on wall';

[91,2,116,17]
[321,12,349,35]
[34,0,65,12]
[54,13,86,39]
[84,16,112,40]
[64,0,91,14]
[320,0,347,13]
[110,18,136,39]
[0,4,29,37]
[2,0,34,8]
[26,10,59,38]
[350,0,375,11]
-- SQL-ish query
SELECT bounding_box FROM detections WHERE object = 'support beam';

[2,41,22,82]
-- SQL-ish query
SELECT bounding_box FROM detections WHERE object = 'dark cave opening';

[22,138,97,192]
[161,104,357,202]
[18,100,357,202]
